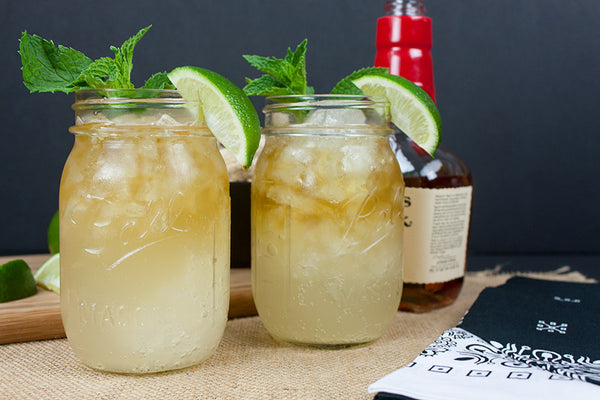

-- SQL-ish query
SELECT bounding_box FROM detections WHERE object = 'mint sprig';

[19,26,167,93]
[19,32,94,93]
[242,42,391,97]
[243,39,314,96]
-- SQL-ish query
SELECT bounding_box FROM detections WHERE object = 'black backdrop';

[1,0,599,256]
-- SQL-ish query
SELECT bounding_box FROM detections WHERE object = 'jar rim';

[72,88,194,108]
[71,89,206,130]
[262,94,393,136]
[264,94,389,111]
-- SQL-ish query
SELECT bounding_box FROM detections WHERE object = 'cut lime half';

[334,70,441,156]
[168,66,261,168]
[34,253,60,294]
[0,259,37,302]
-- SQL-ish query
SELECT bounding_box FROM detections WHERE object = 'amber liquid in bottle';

[377,0,474,312]
[391,135,473,312]
[401,168,472,312]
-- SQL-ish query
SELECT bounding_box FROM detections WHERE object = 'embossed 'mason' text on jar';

[60,89,230,373]
[251,95,405,347]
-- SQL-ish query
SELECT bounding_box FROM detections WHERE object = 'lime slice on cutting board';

[168,66,261,168]
[34,253,60,294]
[0,259,37,302]
[332,69,441,156]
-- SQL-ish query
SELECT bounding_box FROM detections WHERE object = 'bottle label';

[403,186,473,284]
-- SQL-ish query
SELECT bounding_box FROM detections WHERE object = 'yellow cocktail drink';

[252,95,404,347]
[60,90,230,373]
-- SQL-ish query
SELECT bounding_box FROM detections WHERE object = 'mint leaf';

[330,79,363,95]
[287,39,307,68]
[70,57,118,89]
[330,67,389,95]
[109,25,151,88]
[243,55,293,86]
[285,47,296,65]
[20,26,152,93]
[289,40,309,94]
[243,39,312,96]
[243,75,293,96]
[143,72,175,89]
[19,31,92,93]
[290,62,308,94]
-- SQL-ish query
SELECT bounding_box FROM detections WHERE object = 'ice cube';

[298,169,316,189]
[164,140,198,185]
[154,114,179,126]
[111,111,146,126]
[138,139,160,178]
[341,139,376,177]
[280,140,315,164]
[111,110,179,126]
[75,110,112,126]
[92,139,138,199]
[270,111,291,127]
[303,108,366,127]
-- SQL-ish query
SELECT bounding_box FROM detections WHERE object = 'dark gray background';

[1,0,599,257]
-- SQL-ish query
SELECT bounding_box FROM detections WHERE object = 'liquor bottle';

[375,0,474,312]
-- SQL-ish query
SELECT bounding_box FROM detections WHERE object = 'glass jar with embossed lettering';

[60,89,230,373]
[252,95,404,347]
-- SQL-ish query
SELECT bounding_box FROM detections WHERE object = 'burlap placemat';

[0,268,594,400]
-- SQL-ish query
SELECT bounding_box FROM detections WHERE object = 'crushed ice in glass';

[303,108,366,126]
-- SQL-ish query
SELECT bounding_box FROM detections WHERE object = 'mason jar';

[60,89,230,373]
[251,95,404,347]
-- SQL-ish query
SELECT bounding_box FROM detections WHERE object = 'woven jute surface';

[0,268,594,400]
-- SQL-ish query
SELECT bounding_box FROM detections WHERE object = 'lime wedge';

[47,210,59,254]
[334,70,441,156]
[34,253,60,294]
[167,66,261,168]
[0,259,37,302]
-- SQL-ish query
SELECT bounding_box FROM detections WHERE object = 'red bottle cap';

[375,15,436,102]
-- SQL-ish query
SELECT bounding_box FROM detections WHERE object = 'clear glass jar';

[60,89,230,373]
[252,95,404,347]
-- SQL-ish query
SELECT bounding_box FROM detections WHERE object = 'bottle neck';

[375,1,435,102]
[384,0,426,16]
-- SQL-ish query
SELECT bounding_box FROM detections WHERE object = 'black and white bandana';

[369,277,600,400]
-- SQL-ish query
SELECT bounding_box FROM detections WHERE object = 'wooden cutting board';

[0,254,255,345]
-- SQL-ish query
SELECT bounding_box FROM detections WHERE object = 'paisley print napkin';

[369,277,600,400]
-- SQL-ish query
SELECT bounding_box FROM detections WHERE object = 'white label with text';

[403,186,473,284]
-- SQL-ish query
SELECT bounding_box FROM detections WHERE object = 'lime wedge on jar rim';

[0,259,37,302]
[333,70,441,156]
[34,253,60,294]
[168,66,261,168]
